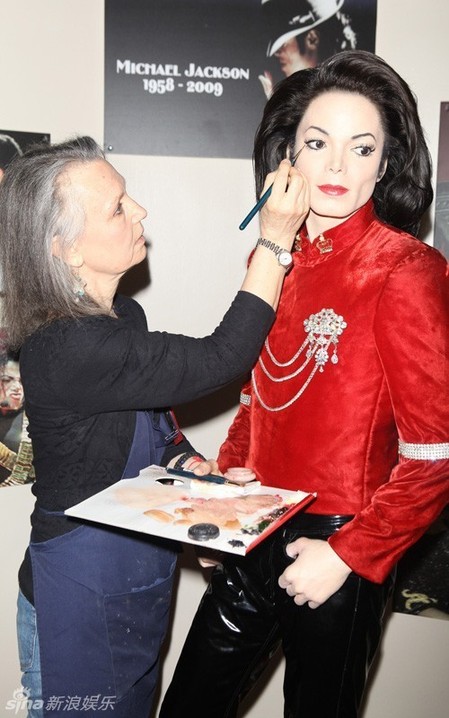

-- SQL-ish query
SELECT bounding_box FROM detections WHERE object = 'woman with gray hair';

[0,135,308,717]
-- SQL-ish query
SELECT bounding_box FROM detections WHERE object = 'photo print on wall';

[0,129,50,487]
[392,103,449,621]
[104,0,377,158]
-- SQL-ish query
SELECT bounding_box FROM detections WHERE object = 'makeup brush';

[239,145,305,231]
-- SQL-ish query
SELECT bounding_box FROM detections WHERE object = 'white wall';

[1,1,448,716]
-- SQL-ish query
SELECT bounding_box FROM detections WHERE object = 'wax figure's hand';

[259,159,310,251]
[196,547,224,569]
[190,458,221,476]
[278,538,352,609]
[258,71,273,99]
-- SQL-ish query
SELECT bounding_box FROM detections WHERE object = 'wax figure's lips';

[318,185,349,196]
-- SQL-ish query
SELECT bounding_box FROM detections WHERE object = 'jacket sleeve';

[330,246,449,583]
[218,378,252,472]
[161,434,197,466]
[30,291,274,416]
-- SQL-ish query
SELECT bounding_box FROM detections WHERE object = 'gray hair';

[0,136,105,349]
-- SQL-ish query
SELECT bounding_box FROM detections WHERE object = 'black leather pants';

[159,514,393,718]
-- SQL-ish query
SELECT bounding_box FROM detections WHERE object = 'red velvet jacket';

[218,201,449,583]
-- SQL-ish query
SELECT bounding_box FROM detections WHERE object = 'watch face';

[278,250,293,268]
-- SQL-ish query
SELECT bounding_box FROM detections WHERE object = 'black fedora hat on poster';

[262,0,346,56]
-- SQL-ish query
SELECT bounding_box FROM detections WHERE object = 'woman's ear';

[51,236,83,268]
[377,159,388,182]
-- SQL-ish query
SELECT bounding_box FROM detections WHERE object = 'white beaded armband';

[398,440,449,461]
[240,392,251,406]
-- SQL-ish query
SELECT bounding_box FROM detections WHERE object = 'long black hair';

[254,50,433,237]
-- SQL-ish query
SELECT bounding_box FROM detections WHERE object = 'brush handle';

[238,184,273,231]
[166,467,239,486]
[238,145,304,231]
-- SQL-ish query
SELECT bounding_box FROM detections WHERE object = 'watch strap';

[256,237,292,269]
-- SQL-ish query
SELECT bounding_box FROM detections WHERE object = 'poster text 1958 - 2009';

[116,59,250,98]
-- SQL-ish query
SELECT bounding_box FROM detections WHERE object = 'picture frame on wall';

[391,103,449,621]
[0,129,50,178]
[0,129,50,488]
[434,102,449,261]
[392,505,449,620]
[104,0,378,158]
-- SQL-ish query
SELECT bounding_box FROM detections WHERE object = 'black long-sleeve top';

[18,290,274,601]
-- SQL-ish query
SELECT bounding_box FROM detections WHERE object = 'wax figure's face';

[294,90,386,236]
[0,360,24,413]
[275,32,319,76]
[62,159,147,282]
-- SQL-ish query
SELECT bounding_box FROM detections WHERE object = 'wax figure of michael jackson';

[159,51,449,718]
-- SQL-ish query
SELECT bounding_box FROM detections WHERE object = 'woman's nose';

[134,202,147,222]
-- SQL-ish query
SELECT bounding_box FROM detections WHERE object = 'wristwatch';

[256,237,293,271]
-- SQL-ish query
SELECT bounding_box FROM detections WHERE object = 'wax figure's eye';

[353,144,376,157]
[304,138,326,151]
[114,202,123,215]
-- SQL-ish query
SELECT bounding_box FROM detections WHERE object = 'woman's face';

[294,90,386,237]
[63,159,147,286]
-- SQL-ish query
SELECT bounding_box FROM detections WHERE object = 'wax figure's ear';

[377,159,388,182]
[51,236,83,268]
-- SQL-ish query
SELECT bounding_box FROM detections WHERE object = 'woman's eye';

[304,139,326,151]
[353,145,375,157]
[114,203,123,215]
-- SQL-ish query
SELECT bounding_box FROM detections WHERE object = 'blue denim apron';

[29,411,179,717]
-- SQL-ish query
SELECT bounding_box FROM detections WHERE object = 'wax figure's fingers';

[279,537,351,609]
[195,547,224,569]
[258,71,274,100]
